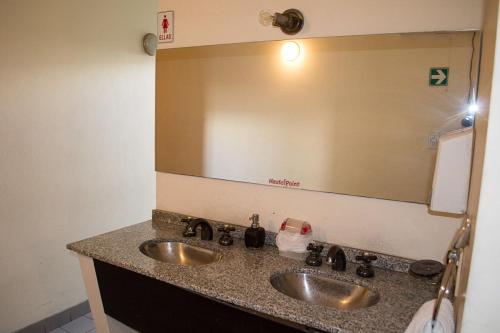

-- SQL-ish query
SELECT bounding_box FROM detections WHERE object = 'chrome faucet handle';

[305,243,324,267]
[306,243,324,254]
[355,253,377,278]
[217,225,235,246]
[181,217,196,237]
[355,253,378,263]
[181,218,213,241]
[217,224,236,232]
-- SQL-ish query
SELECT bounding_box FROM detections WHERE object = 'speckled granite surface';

[68,217,437,333]
[152,209,416,273]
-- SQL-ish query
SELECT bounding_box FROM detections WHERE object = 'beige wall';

[0,1,156,332]
[157,32,475,203]
[157,0,484,261]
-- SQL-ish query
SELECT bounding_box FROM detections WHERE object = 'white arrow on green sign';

[429,67,449,86]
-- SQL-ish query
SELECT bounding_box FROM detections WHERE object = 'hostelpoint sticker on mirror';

[269,178,300,188]
[158,11,174,43]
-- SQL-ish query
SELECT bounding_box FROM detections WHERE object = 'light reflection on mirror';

[281,41,301,62]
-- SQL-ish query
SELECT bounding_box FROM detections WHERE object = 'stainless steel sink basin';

[139,240,221,266]
[270,272,379,310]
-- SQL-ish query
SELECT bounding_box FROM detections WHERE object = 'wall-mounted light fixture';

[142,33,158,56]
[468,103,479,114]
[462,103,478,127]
[462,88,478,127]
[259,9,304,35]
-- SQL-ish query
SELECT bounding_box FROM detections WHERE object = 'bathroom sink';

[270,272,379,310]
[139,240,222,266]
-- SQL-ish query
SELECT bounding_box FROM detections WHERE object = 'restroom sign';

[158,11,174,43]
[429,67,449,86]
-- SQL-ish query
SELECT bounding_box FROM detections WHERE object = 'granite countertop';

[67,218,436,333]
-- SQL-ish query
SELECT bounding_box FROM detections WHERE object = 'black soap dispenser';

[245,214,265,248]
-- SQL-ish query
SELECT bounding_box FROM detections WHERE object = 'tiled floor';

[48,312,95,333]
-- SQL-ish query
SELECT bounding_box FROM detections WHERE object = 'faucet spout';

[182,218,214,241]
[326,245,347,271]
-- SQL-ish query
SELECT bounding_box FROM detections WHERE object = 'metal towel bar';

[432,218,471,327]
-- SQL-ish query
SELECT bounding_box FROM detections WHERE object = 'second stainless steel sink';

[270,271,379,310]
[140,240,222,266]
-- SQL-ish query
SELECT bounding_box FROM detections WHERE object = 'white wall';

[157,0,485,260]
[0,1,156,332]
[462,1,500,331]
[158,174,461,260]
[158,0,483,49]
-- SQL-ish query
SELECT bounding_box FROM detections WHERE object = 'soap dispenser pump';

[245,214,266,248]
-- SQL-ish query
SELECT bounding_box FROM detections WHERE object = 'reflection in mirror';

[156,31,480,204]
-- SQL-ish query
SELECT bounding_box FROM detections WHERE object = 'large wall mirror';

[156,31,480,204]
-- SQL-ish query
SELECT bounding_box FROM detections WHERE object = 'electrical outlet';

[428,132,441,149]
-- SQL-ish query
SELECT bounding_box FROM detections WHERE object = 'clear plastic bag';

[276,218,313,259]
[276,231,313,252]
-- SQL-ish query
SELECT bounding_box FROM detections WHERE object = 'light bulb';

[281,41,301,62]
[259,10,275,27]
[468,103,479,113]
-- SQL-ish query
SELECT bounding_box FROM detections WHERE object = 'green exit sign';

[429,67,449,86]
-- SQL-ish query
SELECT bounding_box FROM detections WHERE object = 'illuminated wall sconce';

[259,9,304,35]
[462,102,478,127]
[462,88,478,127]
[468,103,479,113]
[281,41,301,62]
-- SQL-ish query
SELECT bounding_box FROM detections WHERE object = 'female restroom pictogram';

[162,15,169,33]
[158,11,174,43]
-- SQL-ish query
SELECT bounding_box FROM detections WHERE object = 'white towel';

[405,299,455,333]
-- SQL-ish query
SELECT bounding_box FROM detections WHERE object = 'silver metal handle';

[432,250,458,326]
[451,218,471,249]
[431,217,471,327]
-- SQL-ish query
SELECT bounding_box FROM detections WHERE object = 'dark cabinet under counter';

[94,260,328,333]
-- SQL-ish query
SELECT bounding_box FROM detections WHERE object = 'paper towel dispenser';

[430,127,474,214]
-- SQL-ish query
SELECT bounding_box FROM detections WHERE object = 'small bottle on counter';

[245,213,266,248]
